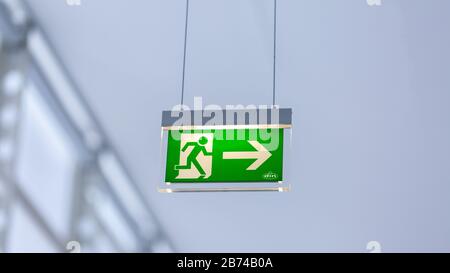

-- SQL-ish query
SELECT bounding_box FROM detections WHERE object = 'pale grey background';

[23,0,450,252]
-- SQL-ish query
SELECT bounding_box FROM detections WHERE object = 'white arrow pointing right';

[223,141,272,170]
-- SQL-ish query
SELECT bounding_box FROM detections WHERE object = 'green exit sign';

[165,129,284,183]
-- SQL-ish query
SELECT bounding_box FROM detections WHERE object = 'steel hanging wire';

[179,0,278,107]
[181,0,190,106]
[272,0,278,107]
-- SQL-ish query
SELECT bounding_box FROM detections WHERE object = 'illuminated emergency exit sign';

[165,129,284,183]
[161,108,292,185]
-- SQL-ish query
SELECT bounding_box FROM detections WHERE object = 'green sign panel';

[165,129,284,183]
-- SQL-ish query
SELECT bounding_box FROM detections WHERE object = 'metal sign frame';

[158,108,293,193]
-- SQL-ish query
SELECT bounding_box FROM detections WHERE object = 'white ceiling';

[24,0,450,252]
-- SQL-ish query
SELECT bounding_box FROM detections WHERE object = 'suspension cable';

[272,0,278,107]
[181,0,190,106]
[180,0,278,107]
